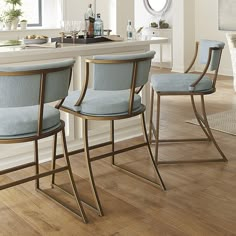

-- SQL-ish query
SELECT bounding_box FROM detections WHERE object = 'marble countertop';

[0,37,168,64]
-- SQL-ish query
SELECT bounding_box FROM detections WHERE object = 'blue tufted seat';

[0,105,60,137]
[0,59,75,139]
[149,39,227,167]
[63,89,142,116]
[151,73,213,93]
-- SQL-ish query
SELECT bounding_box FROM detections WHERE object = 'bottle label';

[127,31,133,39]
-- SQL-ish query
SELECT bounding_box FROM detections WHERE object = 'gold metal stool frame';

[149,41,228,165]
[59,54,166,216]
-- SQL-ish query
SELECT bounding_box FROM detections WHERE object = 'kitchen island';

[0,37,168,169]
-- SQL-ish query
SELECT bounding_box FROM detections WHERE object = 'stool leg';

[199,95,227,161]
[141,112,166,190]
[191,95,211,140]
[34,140,39,189]
[155,93,161,163]
[61,127,88,223]
[110,120,115,165]
[148,88,155,143]
[51,134,57,186]
[83,119,104,216]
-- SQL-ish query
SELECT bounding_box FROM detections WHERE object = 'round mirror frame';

[143,0,172,16]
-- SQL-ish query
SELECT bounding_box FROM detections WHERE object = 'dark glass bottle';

[84,4,95,38]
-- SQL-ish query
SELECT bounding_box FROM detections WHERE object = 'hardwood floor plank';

[0,203,41,236]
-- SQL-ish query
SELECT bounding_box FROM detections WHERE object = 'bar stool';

[0,59,87,223]
[60,51,166,216]
[149,39,227,166]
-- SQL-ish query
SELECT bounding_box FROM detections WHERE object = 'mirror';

[143,0,171,16]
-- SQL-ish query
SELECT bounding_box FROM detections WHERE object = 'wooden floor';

[1,68,236,235]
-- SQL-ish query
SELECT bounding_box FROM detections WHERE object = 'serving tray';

[51,36,112,44]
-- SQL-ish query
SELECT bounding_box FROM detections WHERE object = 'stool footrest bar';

[0,166,67,190]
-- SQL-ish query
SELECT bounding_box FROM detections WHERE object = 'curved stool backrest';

[92,51,155,90]
[199,39,225,71]
[0,59,75,108]
[184,40,224,90]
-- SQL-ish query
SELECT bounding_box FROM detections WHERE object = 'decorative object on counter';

[132,27,143,40]
[84,3,95,38]
[87,16,95,38]
[126,20,133,40]
[159,19,169,29]
[62,20,82,35]
[150,20,169,29]
[103,29,112,36]
[150,22,158,28]
[20,19,27,30]
[60,20,82,44]
[23,34,48,44]
[137,26,143,34]
[2,0,23,30]
[134,26,143,40]
[4,20,12,30]
[94,13,103,37]
[84,3,94,19]
[23,38,48,45]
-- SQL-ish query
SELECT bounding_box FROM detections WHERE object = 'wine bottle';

[127,20,133,40]
[94,13,104,37]
[84,4,95,38]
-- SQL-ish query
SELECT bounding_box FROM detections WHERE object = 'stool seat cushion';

[62,89,142,116]
[151,73,213,92]
[0,105,60,137]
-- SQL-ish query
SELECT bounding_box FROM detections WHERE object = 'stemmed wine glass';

[61,20,82,43]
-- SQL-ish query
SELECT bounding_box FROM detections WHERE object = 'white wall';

[173,0,233,75]
[172,0,185,72]
[172,0,195,72]
[195,0,232,75]
[42,0,63,28]
[63,0,91,21]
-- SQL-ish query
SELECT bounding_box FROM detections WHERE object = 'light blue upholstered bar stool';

[149,39,228,166]
[0,59,87,223]
[61,51,166,216]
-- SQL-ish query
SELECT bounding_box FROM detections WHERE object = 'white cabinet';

[142,28,172,68]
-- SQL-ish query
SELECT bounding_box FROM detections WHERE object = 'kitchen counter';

[0,37,168,63]
[0,37,168,170]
